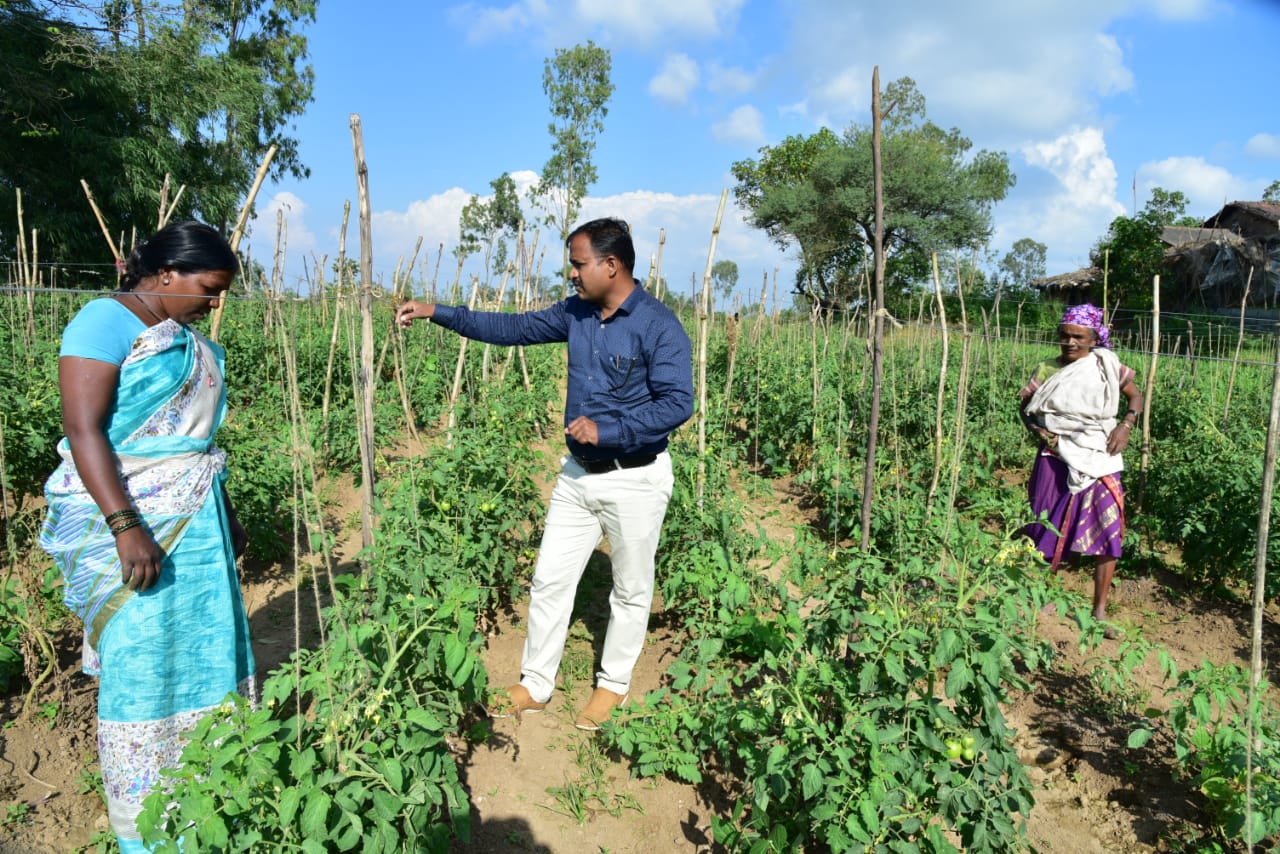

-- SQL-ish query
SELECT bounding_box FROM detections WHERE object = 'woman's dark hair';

[566,217,635,273]
[122,221,237,291]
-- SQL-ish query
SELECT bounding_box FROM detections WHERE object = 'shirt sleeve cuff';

[431,304,459,328]
[595,420,621,448]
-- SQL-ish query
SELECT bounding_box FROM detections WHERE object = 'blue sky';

[242,0,1280,304]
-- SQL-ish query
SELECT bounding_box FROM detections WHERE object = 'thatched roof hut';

[1202,201,1280,238]
[1030,266,1101,302]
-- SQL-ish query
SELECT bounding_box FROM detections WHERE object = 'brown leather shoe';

[487,684,547,718]
[574,687,629,731]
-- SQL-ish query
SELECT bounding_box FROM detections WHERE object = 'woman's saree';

[40,319,255,852]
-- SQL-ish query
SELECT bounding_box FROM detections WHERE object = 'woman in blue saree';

[39,221,255,852]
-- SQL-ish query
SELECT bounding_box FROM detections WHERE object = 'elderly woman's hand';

[1106,421,1134,455]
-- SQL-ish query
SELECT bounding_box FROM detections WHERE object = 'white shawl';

[1025,347,1124,493]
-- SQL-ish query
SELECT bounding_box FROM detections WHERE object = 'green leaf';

[1126,729,1152,749]
[945,660,973,698]
[405,708,444,732]
[278,786,302,826]
[301,790,332,840]
[801,763,825,800]
[381,756,404,792]
[444,634,474,688]
[373,789,402,822]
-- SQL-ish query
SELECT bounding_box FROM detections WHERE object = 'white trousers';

[519,451,674,702]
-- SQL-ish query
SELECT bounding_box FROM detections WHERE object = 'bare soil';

[3,462,1276,854]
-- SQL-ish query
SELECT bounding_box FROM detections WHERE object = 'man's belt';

[573,454,657,474]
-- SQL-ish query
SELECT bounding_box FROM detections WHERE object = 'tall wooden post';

[1138,276,1159,513]
[859,67,887,549]
[350,115,377,553]
[1247,322,1280,852]
[696,189,728,507]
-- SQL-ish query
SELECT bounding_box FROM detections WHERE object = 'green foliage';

[711,258,740,301]
[613,512,1055,852]
[0,0,315,261]
[997,238,1047,294]
[1140,382,1280,597]
[532,40,614,257]
[458,172,523,283]
[731,78,1014,311]
[1090,187,1201,313]
[137,412,546,851]
[1133,662,1280,846]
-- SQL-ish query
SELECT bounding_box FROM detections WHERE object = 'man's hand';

[565,416,599,445]
[397,301,436,328]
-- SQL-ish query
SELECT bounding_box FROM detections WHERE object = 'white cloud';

[1137,156,1253,214]
[450,0,744,45]
[649,54,700,106]
[373,188,474,274]
[1245,133,1280,160]
[706,62,755,95]
[712,105,765,146]
[448,0,550,42]
[1005,127,1126,271]
[242,191,320,280]
[1138,0,1218,21]
[780,1,1138,139]
[574,188,792,302]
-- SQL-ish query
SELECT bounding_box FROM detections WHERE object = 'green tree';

[710,258,738,302]
[1091,187,1198,311]
[998,238,1047,292]
[1263,180,1280,203]
[731,78,1014,311]
[0,0,314,266]
[531,40,614,283]
[458,172,522,287]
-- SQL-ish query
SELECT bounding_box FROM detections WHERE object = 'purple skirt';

[1025,451,1124,568]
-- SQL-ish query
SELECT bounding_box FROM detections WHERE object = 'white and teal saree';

[40,315,255,852]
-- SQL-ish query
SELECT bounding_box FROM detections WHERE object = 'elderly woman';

[1019,303,1144,636]
[39,221,255,852]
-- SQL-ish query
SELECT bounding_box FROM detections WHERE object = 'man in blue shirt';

[397,217,694,730]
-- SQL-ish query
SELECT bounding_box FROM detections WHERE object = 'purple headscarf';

[1060,303,1111,349]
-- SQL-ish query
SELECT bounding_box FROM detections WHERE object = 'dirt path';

[2,461,1274,853]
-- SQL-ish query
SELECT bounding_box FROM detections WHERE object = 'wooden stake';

[349,116,377,553]
[80,180,123,266]
[696,189,729,508]
[210,143,278,341]
[859,66,887,549]
[1137,276,1159,513]
[1246,321,1280,852]
[1222,267,1255,428]
[927,253,949,507]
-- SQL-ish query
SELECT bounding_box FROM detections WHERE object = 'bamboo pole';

[859,66,887,549]
[444,279,481,437]
[654,227,666,301]
[696,189,729,508]
[321,203,352,442]
[1137,276,1159,513]
[349,116,377,554]
[927,253,949,507]
[80,180,124,267]
[945,259,973,539]
[1222,267,1255,428]
[391,239,424,444]
[210,143,278,341]
[1246,321,1280,853]
[809,300,821,485]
